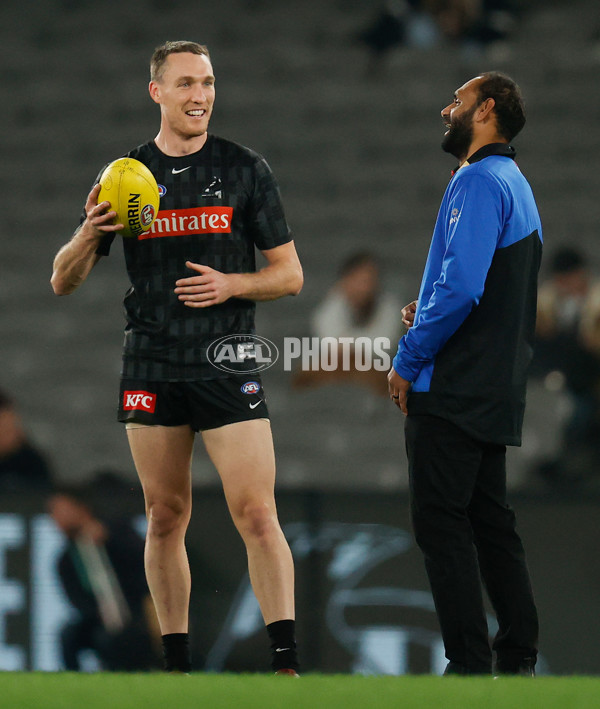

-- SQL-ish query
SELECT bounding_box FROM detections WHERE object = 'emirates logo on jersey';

[139,207,233,239]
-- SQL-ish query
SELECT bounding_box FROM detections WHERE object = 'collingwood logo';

[202,177,223,199]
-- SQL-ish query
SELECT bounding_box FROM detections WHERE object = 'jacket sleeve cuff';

[392,352,420,382]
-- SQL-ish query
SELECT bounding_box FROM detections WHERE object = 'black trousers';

[404,414,539,674]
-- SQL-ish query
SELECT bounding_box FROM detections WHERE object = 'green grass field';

[1,673,600,709]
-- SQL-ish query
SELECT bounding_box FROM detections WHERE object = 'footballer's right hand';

[83,184,124,234]
[401,300,418,329]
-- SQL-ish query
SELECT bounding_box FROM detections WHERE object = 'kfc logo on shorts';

[240,381,261,395]
[123,390,157,413]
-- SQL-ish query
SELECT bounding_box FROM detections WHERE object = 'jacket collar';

[452,143,516,175]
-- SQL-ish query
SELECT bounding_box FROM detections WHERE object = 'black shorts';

[118,376,269,431]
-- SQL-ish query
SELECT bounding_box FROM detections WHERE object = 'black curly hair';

[476,71,526,142]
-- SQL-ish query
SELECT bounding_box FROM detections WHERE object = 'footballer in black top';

[53,41,302,676]
[93,136,292,381]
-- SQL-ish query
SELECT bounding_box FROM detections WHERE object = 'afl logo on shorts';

[241,381,261,395]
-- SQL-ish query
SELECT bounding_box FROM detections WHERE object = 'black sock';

[162,633,192,673]
[267,619,299,672]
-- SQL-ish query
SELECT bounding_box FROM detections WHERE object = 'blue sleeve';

[393,173,503,381]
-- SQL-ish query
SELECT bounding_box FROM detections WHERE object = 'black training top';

[89,136,292,381]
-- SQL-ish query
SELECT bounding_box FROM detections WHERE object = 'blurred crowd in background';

[356,0,522,72]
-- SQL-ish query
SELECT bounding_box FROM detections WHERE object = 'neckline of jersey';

[150,134,213,162]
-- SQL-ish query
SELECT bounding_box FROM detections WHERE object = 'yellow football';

[97,158,160,238]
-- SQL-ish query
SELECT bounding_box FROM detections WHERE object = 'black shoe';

[444,661,493,676]
[443,662,467,675]
[494,657,536,677]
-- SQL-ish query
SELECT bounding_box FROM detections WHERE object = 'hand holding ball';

[97,158,160,238]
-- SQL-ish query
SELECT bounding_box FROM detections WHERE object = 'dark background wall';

[1,490,599,674]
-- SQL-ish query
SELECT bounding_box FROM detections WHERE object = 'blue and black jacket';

[393,143,543,445]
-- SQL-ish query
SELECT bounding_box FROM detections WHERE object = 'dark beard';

[442,106,476,160]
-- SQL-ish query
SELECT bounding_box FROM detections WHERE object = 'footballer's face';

[150,52,215,141]
[440,78,481,161]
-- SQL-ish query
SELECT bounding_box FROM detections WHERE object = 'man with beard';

[387,72,541,676]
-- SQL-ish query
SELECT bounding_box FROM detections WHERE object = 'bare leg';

[127,424,195,634]
[202,419,295,623]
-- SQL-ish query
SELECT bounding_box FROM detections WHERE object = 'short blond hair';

[150,41,210,82]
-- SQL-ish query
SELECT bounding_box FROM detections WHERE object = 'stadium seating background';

[1,0,600,490]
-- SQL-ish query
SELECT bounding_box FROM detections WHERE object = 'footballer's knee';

[233,499,279,546]
[146,497,190,540]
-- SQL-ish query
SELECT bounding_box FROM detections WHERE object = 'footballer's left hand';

[174,261,239,307]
